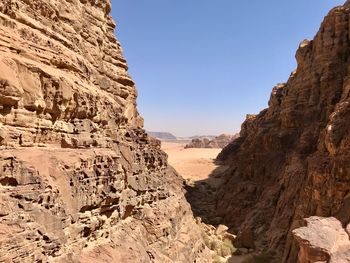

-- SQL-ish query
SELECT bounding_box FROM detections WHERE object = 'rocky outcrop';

[0,0,210,262]
[215,1,350,262]
[185,134,238,149]
[147,131,177,141]
[293,217,350,263]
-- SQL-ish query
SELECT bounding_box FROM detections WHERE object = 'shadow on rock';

[184,162,230,226]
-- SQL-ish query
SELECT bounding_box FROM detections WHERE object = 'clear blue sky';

[111,0,345,137]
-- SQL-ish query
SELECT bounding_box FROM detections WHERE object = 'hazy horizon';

[147,130,222,138]
[112,0,345,137]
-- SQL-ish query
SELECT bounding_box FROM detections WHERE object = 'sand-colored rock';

[215,2,350,262]
[293,217,350,263]
[0,1,210,262]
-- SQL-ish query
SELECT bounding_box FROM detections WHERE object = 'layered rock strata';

[0,0,209,262]
[216,1,350,262]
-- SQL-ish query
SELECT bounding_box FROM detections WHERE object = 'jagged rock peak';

[215,1,350,262]
[0,0,145,149]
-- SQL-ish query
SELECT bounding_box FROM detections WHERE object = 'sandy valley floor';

[161,142,249,263]
[161,142,222,181]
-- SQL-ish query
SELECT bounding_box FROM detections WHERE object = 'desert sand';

[161,142,222,181]
[162,142,249,263]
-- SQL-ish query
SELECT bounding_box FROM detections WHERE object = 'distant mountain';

[147,131,177,141]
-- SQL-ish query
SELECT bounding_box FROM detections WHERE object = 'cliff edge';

[216,2,350,262]
[0,0,209,262]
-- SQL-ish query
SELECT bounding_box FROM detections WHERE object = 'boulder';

[293,217,350,263]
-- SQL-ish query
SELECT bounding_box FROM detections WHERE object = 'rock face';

[0,0,209,262]
[185,134,238,149]
[216,1,350,262]
[293,217,350,263]
[147,131,177,141]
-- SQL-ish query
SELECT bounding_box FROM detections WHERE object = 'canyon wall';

[216,1,350,262]
[0,0,209,262]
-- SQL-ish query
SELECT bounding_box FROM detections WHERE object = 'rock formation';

[147,131,177,141]
[0,0,210,262]
[185,134,238,149]
[215,1,350,262]
[293,217,350,263]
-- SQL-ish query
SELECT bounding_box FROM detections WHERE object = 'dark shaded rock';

[215,2,350,262]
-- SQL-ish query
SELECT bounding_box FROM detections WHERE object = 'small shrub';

[212,255,225,263]
[210,239,220,251]
[220,238,236,256]
[202,233,211,248]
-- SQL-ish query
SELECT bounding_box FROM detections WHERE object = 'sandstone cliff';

[0,0,210,262]
[216,1,350,262]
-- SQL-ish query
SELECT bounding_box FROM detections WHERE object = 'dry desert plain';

[161,142,222,181]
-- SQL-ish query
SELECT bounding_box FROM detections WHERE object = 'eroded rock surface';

[293,217,350,263]
[216,1,350,262]
[0,0,210,262]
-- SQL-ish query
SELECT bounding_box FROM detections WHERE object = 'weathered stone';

[239,248,249,254]
[293,217,350,263]
[235,228,255,249]
[216,224,229,236]
[0,1,210,262]
[215,2,350,262]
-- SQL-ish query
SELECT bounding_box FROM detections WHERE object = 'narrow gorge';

[1,0,350,263]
